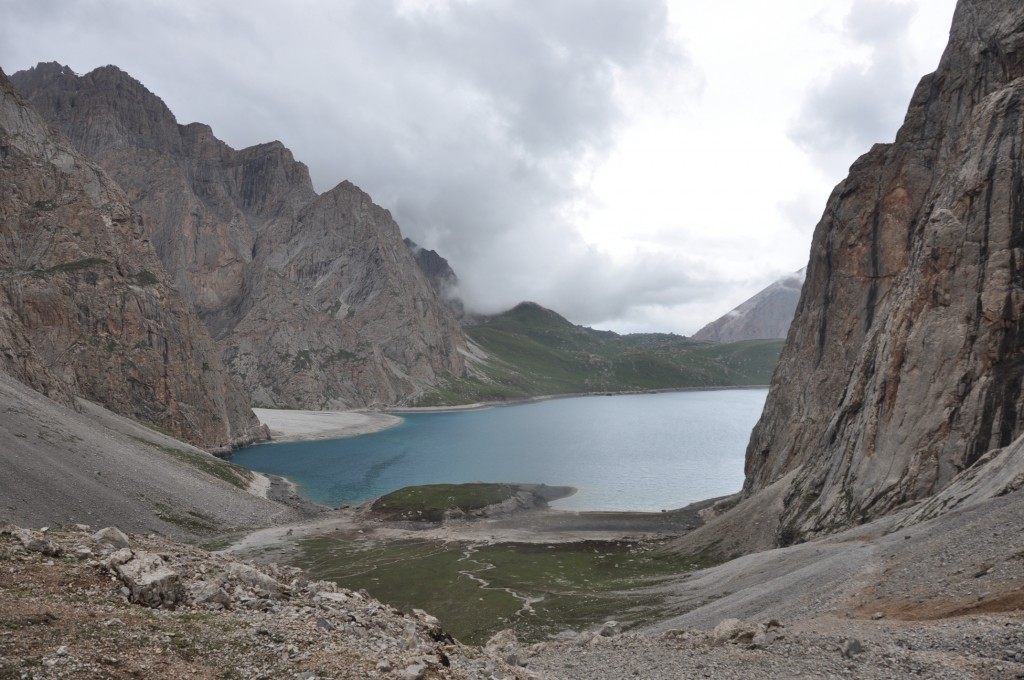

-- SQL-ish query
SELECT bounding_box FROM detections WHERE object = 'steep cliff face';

[12,63,468,408]
[0,69,263,449]
[739,0,1024,545]
[404,237,475,324]
[692,269,804,343]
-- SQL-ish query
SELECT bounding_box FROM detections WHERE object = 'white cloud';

[0,0,957,334]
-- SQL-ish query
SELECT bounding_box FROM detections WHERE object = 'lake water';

[231,389,768,512]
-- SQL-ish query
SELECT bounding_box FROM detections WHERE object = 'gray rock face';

[692,269,804,343]
[404,238,474,323]
[739,0,1024,546]
[12,63,468,409]
[0,68,263,449]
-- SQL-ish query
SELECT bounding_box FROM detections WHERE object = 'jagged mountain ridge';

[683,0,1024,553]
[11,63,469,409]
[0,68,264,449]
[692,269,804,343]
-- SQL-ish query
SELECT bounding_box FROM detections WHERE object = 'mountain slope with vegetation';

[416,302,782,405]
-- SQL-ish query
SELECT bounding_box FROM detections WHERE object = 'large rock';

[115,552,183,609]
[0,69,263,449]
[733,0,1024,548]
[11,63,469,409]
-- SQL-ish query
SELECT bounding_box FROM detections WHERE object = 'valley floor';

[229,408,1024,679]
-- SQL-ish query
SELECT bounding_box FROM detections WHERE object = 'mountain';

[11,63,468,410]
[0,68,263,450]
[679,0,1024,555]
[692,269,804,343]
[415,301,783,405]
[404,237,475,323]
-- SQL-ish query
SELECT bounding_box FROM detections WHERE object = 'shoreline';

[389,384,769,414]
[222,492,726,557]
[251,407,403,443]
[245,385,769,442]
[229,387,762,551]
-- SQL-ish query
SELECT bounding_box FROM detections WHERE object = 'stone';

[104,548,134,569]
[711,618,758,645]
[411,608,440,627]
[189,580,232,609]
[841,638,864,659]
[28,539,62,557]
[115,552,183,609]
[400,663,427,680]
[750,630,781,649]
[225,562,283,597]
[93,527,130,551]
[485,628,518,655]
[598,620,622,637]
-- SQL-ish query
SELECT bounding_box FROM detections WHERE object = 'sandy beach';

[252,408,402,443]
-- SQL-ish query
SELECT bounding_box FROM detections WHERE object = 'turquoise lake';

[231,389,768,512]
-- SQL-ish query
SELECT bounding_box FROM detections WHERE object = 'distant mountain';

[692,269,804,343]
[416,301,783,405]
[12,63,469,409]
[0,68,263,449]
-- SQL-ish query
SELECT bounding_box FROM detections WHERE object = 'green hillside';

[415,302,783,406]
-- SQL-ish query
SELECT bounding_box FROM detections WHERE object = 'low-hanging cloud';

[1,0,957,335]
[1,0,697,329]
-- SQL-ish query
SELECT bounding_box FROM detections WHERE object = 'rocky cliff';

[692,269,804,343]
[404,237,475,323]
[0,68,263,449]
[731,0,1024,547]
[11,63,468,409]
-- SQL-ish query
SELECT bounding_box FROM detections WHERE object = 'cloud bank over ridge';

[1,0,956,333]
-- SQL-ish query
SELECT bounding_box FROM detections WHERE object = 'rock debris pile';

[0,525,529,679]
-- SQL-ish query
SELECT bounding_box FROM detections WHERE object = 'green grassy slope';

[415,302,783,406]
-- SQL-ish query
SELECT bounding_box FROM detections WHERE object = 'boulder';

[711,618,758,645]
[225,562,284,598]
[189,580,233,609]
[115,552,183,609]
[93,527,130,551]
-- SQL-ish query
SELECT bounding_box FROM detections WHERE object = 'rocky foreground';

[0,525,526,680]
[4,511,1023,680]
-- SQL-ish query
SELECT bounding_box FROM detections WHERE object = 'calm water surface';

[232,389,768,512]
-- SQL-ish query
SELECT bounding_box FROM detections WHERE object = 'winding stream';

[456,544,544,617]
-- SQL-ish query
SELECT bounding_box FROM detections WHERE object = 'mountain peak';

[692,269,804,343]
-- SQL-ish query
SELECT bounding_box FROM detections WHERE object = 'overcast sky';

[2,0,958,334]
